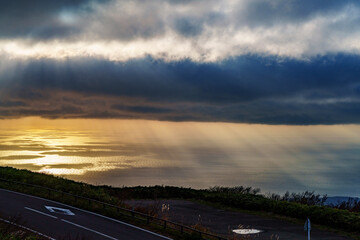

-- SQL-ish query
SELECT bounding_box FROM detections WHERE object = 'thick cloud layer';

[0,0,105,39]
[1,54,360,124]
[1,0,360,61]
[1,1,360,124]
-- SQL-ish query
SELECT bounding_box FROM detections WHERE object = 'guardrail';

[0,178,227,240]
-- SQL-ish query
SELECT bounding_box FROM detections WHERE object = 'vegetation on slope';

[0,216,43,240]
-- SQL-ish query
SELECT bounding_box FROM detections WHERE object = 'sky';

[1,1,360,196]
[1,0,360,124]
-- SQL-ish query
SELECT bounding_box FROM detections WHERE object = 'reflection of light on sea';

[40,168,85,176]
[2,117,360,195]
[34,155,73,165]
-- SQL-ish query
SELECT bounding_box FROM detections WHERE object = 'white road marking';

[24,207,58,219]
[1,188,172,240]
[45,205,75,215]
[0,217,56,240]
[61,219,118,240]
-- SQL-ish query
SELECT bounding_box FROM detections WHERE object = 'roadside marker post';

[304,218,311,240]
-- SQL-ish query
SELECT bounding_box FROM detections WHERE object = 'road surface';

[0,188,172,240]
[126,199,353,240]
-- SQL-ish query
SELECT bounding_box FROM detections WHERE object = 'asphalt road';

[126,200,353,240]
[0,188,172,240]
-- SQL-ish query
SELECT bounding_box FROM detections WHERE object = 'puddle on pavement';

[232,229,262,235]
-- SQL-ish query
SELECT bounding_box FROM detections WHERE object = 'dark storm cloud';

[173,18,203,37]
[0,100,26,107]
[0,0,106,39]
[2,0,359,42]
[0,0,168,41]
[9,54,360,102]
[1,54,360,124]
[112,105,174,114]
[216,99,360,125]
[239,0,357,27]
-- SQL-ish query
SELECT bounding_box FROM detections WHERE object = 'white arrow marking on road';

[25,207,58,219]
[24,207,117,239]
[2,188,172,240]
[45,206,75,215]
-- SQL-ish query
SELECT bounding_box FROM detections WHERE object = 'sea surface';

[1,117,360,197]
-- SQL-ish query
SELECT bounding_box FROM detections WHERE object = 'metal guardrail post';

[163,220,167,229]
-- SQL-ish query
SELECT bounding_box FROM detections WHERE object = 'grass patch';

[0,215,45,240]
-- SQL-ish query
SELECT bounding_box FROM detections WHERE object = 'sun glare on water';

[1,117,360,196]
